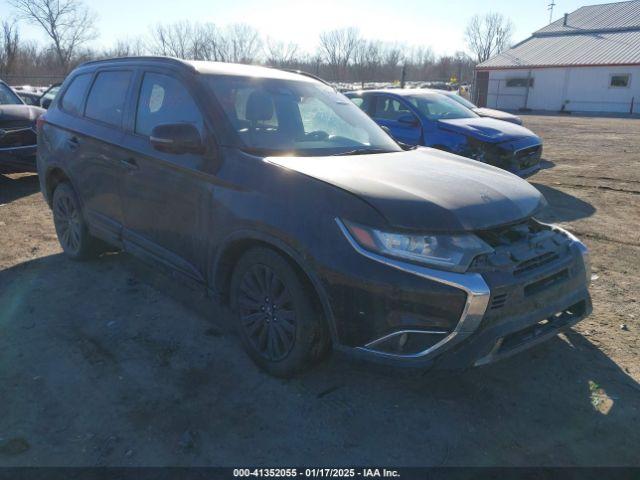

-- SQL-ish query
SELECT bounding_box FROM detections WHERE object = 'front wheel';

[230,247,329,377]
[52,182,103,260]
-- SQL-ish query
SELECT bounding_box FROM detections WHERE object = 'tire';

[230,247,329,377]
[52,182,103,260]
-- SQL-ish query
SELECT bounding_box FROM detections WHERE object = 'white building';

[475,0,640,114]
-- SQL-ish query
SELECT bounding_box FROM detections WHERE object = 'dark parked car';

[15,83,61,109]
[39,83,61,109]
[0,79,44,173]
[438,90,524,125]
[15,89,42,106]
[37,57,591,376]
[345,89,541,177]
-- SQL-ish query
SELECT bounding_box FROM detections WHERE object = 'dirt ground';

[0,114,639,466]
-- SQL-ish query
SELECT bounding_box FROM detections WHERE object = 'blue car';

[345,89,542,177]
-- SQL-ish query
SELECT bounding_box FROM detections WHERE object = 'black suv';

[1,79,44,173]
[37,57,592,376]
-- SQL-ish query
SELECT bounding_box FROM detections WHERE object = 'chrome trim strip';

[0,144,37,152]
[364,329,447,350]
[335,218,491,360]
[149,136,173,144]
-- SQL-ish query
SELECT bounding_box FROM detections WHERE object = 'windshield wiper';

[331,148,396,156]
[240,147,290,156]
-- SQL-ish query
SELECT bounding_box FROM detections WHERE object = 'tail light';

[36,114,46,132]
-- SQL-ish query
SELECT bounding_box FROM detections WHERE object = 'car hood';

[473,107,522,124]
[437,117,535,142]
[267,148,546,232]
[0,104,45,124]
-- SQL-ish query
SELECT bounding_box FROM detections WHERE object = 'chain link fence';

[1,74,67,87]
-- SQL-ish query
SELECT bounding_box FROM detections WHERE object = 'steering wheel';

[305,130,329,141]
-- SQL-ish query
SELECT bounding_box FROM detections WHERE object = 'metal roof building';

[474,0,640,113]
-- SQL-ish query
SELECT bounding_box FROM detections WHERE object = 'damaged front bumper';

[341,221,592,370]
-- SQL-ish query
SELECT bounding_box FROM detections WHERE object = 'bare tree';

[352,40,381,86]
[150,20,194,59]
[221,24,261,64]
[264,38,299,67]
[104,38,146,58]
[1,20,20,75]
[465,12,513,63]
[9,0,97,71]
[318,27,360,81]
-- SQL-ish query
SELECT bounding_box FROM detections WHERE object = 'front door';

[371,95,422,146]
[119,71,216,283]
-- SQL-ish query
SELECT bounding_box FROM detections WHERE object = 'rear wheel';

[52,182,102,260]
[230,247,329,377]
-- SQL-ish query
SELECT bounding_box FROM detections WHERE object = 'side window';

[61,73,92,116]
[234,87,278,128]
[85,71,132,127]
[373,96,412,121]
[135,73,204,136]
[349,96,365,110]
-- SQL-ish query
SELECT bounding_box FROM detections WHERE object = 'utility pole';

[548,0,556,23]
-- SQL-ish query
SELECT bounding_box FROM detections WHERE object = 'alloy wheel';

[53,192,82,254]
[237,264,297,361]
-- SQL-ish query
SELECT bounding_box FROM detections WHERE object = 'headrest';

[245,90,274,122]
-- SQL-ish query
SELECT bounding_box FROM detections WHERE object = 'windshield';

[0,82,23,105]
[445,92,477,110]
[204,75,401,156]
[406,92,478,121]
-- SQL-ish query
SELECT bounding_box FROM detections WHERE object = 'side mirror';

[150,123,204,155]
[397,114,419,126]
[40,98,52,109]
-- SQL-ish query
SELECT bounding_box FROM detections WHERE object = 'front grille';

[470,219,572,276]
[498,301,586,354]
[0,127,37,149]
[0,120,32,129]
[514,252,559,276]
[524,269,569,296]
[515,145,542,168]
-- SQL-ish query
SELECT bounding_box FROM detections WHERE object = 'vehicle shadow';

[0,252,638,466]
[538,158,555,170]
[532,182,596,223]
[0,173,40,204]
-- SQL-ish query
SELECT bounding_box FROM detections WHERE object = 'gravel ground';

[0,114,638,466]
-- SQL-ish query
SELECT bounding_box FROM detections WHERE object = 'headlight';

[465,137,488,161]
[341,220,493,272]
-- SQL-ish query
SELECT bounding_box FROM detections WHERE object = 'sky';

[0,0,593,57]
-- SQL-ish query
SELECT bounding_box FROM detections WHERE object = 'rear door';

[62,69,133,244]
[370,95,422,146]
[118,69,216,283]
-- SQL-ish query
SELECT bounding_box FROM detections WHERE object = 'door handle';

[66,136,80,150]
[120,157,139,171]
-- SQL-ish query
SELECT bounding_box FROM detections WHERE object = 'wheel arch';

[211,230,338,344]
[44,165,73,207]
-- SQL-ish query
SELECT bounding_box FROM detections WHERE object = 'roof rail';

[276,68,335,88]
[76,55,196,71]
